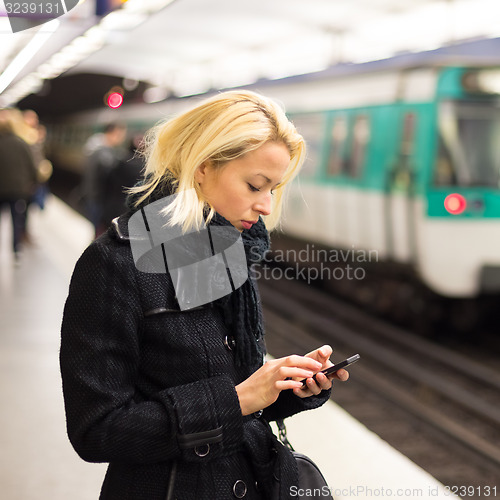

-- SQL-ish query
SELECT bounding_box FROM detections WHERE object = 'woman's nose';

[253,192,272,216]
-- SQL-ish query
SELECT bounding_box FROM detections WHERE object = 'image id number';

[445,486,497,497]
[5,3,60,15]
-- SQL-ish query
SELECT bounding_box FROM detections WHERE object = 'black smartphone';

[301,354,360,386]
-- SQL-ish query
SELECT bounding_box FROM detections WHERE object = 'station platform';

[0,196,456,500]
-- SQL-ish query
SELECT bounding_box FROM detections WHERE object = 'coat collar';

[110,212,144,243]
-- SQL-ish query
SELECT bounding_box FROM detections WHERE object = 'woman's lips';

[241,220,257,230]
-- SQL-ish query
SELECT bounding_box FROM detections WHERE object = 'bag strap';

[276,419,295,452]
[165,461,177,500]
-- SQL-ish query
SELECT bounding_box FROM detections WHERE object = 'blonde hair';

[129,90,305,231]
[0,108,33,140]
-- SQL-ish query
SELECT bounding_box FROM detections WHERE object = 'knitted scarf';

[126,179,270,369]
[210,210,270,368]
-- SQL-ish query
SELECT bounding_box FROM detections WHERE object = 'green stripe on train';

[427,190,500,218]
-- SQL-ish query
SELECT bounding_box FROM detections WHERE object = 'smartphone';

[301,354,360,386]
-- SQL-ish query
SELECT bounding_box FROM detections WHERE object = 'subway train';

[45,54,500,328]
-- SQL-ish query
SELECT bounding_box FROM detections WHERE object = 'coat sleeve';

[262,386,331,422]
[60,241,243,465]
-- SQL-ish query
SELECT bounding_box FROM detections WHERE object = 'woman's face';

[195,141,291,231]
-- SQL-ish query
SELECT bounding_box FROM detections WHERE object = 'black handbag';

[276,419,334,500]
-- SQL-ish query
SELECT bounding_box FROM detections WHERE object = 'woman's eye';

[248,183,260,192]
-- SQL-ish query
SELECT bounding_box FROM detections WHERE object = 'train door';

[385,111,418,262]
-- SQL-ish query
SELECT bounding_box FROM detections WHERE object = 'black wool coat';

[60,213,331,500]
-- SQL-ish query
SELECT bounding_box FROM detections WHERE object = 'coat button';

[233,480,247,498]
[194,444,210,457]
[253,410,263,419]
[224,335,236,351]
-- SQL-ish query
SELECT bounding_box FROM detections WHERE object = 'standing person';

[81,122,127,237]
[0,109,38,259]
[30,124,53,210]
[22,110,52,211]
[99,134,144,230]
[60,91,349,500]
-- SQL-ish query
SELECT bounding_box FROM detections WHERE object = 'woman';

[60,90,349,500]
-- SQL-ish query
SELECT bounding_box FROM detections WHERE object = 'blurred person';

[11,108,40,244]
[10,107,38,144]
[19,111,52,246]
[22,109,39,134]
[60,91,350,500]
[0,109,38,258]
[81,122,127,237]
[100,134,144,230]
[30,124,53,210]
[83,130,104,155]
[22,110,50,187]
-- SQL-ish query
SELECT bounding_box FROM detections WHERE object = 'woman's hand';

[293,345,349,399]
[235,355,323,416]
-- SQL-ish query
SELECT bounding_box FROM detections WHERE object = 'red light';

[107,92,123,109]
[444,193,466,215]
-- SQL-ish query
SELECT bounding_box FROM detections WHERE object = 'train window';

[291,113,325,177]
[436,101,500,187]
[348,115,370,178]
[327,115,347,177]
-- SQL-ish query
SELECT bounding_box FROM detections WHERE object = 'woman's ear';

[194,161,209,185]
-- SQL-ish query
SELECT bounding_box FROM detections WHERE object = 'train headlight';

[444,193,467,215]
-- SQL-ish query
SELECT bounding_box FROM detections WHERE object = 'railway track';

[258,270,500,495]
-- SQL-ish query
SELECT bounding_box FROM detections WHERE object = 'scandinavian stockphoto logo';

[5,1,79,33]
[128,192,248,310]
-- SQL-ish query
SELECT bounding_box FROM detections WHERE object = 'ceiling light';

[0,19,59,94]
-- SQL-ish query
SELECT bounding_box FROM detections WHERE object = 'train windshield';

[435,100,500,188]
